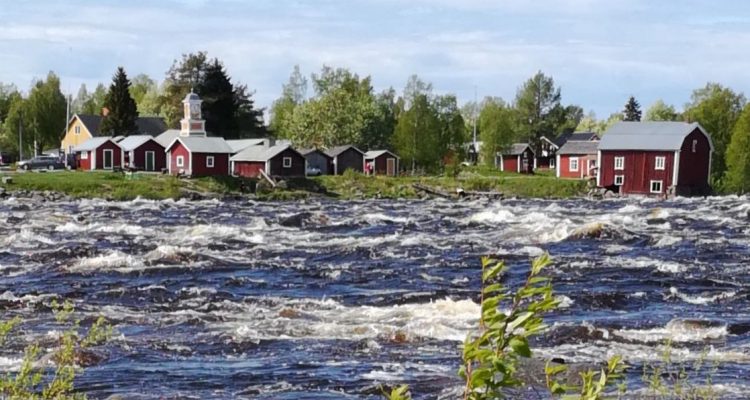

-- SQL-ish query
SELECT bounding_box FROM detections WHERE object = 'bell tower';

[180,92,207,137]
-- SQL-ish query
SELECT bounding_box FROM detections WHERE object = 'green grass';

[0,168,589,201]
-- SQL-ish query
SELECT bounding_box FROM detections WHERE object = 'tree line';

[0,52,266,157]
[0,62,749,193]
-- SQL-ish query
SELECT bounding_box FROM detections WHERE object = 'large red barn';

[73,137,123,170]
[496,143,535,174]
[597,122,713,196]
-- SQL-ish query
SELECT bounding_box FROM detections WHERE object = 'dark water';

[1,196,749,399]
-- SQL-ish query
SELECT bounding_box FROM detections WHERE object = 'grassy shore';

[0,167,589,201]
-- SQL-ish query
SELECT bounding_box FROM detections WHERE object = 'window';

[614,156,625,170]
[549,157,556,168]
[650,180,663,193]
[80,152,88,160]
[283,157,292,168]
[614,175,624,186]
[176,156,184,167]
[655,156,666,170]
[74,126,81,135]
[692,140,698,153]
[206,156,214,168]
[569,157,579,171]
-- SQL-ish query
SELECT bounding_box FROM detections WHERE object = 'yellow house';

[61,114,167,155]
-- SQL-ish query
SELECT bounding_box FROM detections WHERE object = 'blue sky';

[2,0,750,118]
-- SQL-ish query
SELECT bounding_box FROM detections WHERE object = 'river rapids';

[1,195,750,399]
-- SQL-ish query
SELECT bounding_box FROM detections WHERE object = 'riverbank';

[0,169,588,201]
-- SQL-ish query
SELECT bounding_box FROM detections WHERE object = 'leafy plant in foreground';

[0,300,113,399]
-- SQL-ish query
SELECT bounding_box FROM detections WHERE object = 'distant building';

[118,135,166,172]
[364,150,399,176]
[72,137,123,170]
[231,144,306,178]
[497,143,535,174]
[325,145,365,175]
[598,122,713,196]
[164,93,233,176]
[300,148,333,175]
[61,114,166,156]
[556,141,599,179]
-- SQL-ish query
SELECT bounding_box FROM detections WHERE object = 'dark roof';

[325,145,364,158]
[599,122,713,151]
[300,148,333,158]
[552,131,599,147]
[500,143,534,156]
[74,114,167,137]
[558,140,599,155]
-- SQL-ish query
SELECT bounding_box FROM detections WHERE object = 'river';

[0,196,749,399]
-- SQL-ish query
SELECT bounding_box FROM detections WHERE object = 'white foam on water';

[613,319,728,343]
[55,221,149,236]
[668,287,736,305]
[0,356,24,372]
[538,341,750,364]
[67,251,145,273]
[362,213,410,224]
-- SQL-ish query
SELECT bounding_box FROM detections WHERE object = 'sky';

[2,0,750,119]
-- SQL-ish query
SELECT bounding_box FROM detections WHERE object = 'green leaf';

[508,311,534,331]
[509,337,531,358]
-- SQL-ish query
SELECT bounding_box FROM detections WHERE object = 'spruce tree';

[623,96,642,121]
[724,104,750,193]
[100,67,138,136]
[197,59,238,137]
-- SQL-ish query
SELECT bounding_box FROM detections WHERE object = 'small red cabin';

[325,145,365,175]
[73,137,122,170]
[231,145,306,178]
[556,141,599,179]
[118,135,166,172]
[496,143,535,174]
[165,137,233,177]
[598,122,713,196]
[364,150,399,176]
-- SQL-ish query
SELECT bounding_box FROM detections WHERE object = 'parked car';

[306,166,322,176]
[17,156,65,171]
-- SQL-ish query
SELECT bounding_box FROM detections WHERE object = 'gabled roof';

[73,137,119,152]
[553,131,599,147]
[500,143,534,156]
[155,129,181,148]
[540,136,559,149]
[365,150,399,159]
[299,148,333,158]
[72,114,167,137]
[226,138,269,153]
[168,137,233,154]
[230,144,299,162]
[118,135,162,151]
[325,145,364,158]
[558,140,599,155]
[599,122,712,151]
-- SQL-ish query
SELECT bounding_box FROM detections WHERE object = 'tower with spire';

[180,92,206,137]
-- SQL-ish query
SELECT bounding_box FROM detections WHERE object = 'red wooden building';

[325,145,365,175]
[118,135,166,172]
[496,143,535,174]
[597,122,713,196]
[231,144,306,178]
[73,137,122,170]
[364,150,399,176]
[556,141,599,179]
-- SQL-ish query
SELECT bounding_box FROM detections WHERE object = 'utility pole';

[18,112,23,161]
[472,85,478,145]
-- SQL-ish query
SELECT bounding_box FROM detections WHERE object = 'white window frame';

[614,156,625,170]
[614,175,625,186]
[655,156,665,170]
[692,139,698,153]
[549,157,556,169]
[176,155,184,168]
[569,157,579,172]
[283,157,292,168]
[80,151,88,160]
[206,155,214,168]
[74,126,81,135]
[650,180,663,194]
